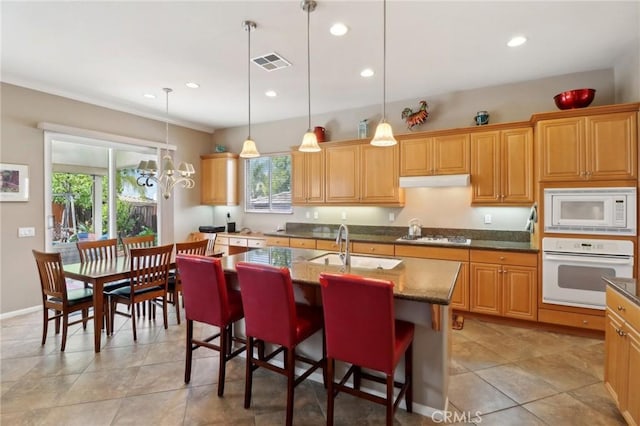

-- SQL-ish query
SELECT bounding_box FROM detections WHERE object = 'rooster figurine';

[402,100,429,130]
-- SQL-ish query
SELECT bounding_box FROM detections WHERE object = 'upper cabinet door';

[399,137,432,176]
[292,149,325,205]
[586,112,637,180]
[538,117,584,181]
[471,131,500,203]
[432,133,470,175]
[325,143,360,203]
[200,153,238,205]
[360,143,403,204]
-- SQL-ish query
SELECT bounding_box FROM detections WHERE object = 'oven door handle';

[543,253,633,265]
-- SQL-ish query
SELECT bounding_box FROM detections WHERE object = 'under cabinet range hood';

[399,174,470,188]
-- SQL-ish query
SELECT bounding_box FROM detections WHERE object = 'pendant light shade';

[298,0,321,153]
[370,0,397,147]
[240,20,260,158]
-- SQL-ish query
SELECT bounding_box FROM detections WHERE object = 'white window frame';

[244,152,292,214]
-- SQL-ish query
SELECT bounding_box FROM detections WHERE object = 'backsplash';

[285,222,531,243]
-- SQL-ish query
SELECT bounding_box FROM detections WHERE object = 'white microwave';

[544,187,637,235]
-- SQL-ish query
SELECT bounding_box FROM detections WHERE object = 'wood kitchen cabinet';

[200,153,239,205]
[292,148,324,205]
[605,286,640,426]
[215,234,266,255]
[399,132,470,177]
[537,110,637,182]
[469,249,537,321]
[471,127,533,205]
[395,245,470,311]
[324,140,404,205]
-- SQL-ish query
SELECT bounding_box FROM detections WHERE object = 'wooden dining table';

[63,256,142,352]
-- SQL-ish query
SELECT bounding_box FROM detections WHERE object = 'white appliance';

[543,187,636,235]
[542,237,634,310]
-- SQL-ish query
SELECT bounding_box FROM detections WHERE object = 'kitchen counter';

[220,247,461,305]
[220,246,460,415]
[263,230,538,253]
[603,276,639,306]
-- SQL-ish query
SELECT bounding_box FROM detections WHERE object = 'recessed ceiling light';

[185,82,200,89]
[265,90,277,97]
[330,23,349,36]
[360,68,374,78]
[143,93,156,99]
[507,36,527,47]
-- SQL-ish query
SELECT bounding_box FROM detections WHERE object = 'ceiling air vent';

[252,52,291,72]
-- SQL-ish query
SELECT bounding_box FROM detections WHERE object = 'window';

[245,153,292,213]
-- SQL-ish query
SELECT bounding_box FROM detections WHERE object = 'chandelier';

[137,88,195,199]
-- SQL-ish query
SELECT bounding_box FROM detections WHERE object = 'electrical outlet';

[484,214,492,224]
[18,227,35,238]
[305,211,311,219]
[341,211,347,220]
[389,213,395,222]
[313,211,319,219]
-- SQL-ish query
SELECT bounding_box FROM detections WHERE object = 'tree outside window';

[245,154,292,213]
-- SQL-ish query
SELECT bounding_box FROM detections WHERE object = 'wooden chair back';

[122,234,155,256]
[176,239,209,257]
[187,232,217,256]
[129,244,173,293]
[77,238,118,263]
[33,250,68,301]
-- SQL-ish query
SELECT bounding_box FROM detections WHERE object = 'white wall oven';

[543,187,636,235]
[542,237,634,310]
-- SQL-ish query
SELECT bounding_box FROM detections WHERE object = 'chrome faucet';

[336,224,350,266]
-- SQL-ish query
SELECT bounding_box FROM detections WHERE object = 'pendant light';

[370,0,397,147]
[239,20,260,158]
[137,88,196,199]
[298,0,321,153]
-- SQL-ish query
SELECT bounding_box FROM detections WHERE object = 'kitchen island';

[219,246,461,417]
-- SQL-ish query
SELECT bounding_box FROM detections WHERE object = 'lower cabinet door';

[502,266,537,321]
[470,263,500,316]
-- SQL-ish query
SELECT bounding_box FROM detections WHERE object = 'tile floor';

[0,306,627,425]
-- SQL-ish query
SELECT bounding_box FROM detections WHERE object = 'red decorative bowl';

[553,89,596,110]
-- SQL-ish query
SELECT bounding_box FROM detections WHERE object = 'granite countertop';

[603,276,639,306]
[263,230,538,253]
[219,247,461,306]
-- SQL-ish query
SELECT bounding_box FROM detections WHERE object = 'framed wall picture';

[0,163,29,202]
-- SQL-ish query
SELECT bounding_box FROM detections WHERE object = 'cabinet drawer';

[266,236,290,247]
[470,249,537,267]
[316,240,341,251]
[394,245,468,261]
[351,242,395,256]
[538,308,605,331]
[217,236,229,245]
[607,287,640,327]
[247,238,266,248]
[290,238,317,249]
[229,238,248,247]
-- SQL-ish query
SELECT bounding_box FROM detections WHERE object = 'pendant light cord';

[164,88,172,147]
[382,0,387,120]
[248,24,252,139]
[307,6,311,131]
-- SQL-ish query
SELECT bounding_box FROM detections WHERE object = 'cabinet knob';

[618,305,626,312]
[370,248,375,252]
[499,256,505,260]
[616,327,626,337]
[583,320,589,324]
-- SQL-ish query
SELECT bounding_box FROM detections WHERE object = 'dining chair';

[318,272,414,426]
[176,254,246,396]
[107,243,173,340]
[235,262,326,426]
[187,232,217,257]
[169,239,209,324]
[32,250,95,352]
[121,234,156,256]
[76,238,129,331]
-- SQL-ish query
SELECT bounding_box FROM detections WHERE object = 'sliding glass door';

[45,135,158,262]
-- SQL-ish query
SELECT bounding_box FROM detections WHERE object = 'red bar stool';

[235,262,326,426]
[175,254,246,397]
[318,272,414,426]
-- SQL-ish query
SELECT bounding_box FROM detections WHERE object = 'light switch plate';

[18,227,35,237]
[313,211,319,219]
[484,214,492,224]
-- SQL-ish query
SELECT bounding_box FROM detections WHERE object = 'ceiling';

[2,1,638,133]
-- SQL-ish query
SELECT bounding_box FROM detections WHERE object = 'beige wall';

[212,69,621,234]
[0,83,213,314]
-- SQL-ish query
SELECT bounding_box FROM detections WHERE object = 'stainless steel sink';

[308,253,403,270]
